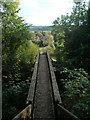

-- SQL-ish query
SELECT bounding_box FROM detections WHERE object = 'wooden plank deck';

[33,54,55,120]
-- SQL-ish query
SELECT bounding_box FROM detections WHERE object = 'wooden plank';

[33,54,55,119]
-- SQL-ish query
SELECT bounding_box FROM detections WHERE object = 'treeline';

[1,0,38,119]
[30,26,53,31]
[52,2,90,119]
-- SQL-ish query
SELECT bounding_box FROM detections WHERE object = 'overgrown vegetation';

[32,31,55,55]
[1,0,38,119]
[1,0,90,119]
[59,68,89,119]
[52,1,90,119]
[2,80,30,120]
[53,2,89,70]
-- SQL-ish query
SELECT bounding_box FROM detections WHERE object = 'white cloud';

[19,0,39,8]
[19,0,89,26]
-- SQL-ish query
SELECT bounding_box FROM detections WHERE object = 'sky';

[18,0,89,26]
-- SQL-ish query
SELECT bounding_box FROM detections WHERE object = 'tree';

[1,0,31,82]
[53,2,90,71]
[52,2,90,119]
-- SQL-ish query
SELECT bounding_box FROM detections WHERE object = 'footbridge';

[12,50,80,120]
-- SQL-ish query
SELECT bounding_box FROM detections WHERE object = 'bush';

[16,40,38,65]
[60,68,89,119]
[42,40,48,47]
[2,41,39,119]
[2,80,30,120]
[3,40,38,82]
[32,40,40,46]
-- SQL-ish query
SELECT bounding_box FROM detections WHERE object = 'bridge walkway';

[33,54,55,120]
[12,51,80,120]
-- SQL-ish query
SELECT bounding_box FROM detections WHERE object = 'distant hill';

[30,26,53,31]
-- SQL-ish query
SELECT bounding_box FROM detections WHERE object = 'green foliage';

[32,31,55,48]
[15,40,38,81]
[60,68,89,119]
[32,39,41,46]
[2,0,30,53]
[1,0,37,83]
[53,2,90,71]
[1,0,32,82]
[30,26,53,31]
[16,40,38,65]
[2,1,39,119]
[52,2,90,119]
[2,80,30,120]
[43,40,48,47]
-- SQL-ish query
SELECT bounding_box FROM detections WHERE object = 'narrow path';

[33,54,55,120]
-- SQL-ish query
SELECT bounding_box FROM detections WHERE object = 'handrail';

[12,50,40,120]
[12,50,80,120]
[57,104,80,120]
[46,50,62,104]
[12,104,32,120]
[46,50,80,120]
[26,50,40,104]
